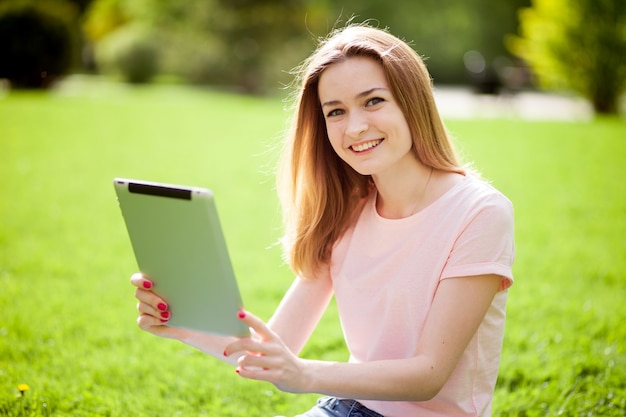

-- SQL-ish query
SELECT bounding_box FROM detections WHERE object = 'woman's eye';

[366,97,384,107]
[327,109,344,117]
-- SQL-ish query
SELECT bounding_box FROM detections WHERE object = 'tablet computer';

[114,178,249,337]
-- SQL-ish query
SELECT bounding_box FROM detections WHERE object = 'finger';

[137,301,171,322]
[134,288,167,308]
[223,310,275,357]
[235,354,291,386]
[130,273,154,290]
[237,310,275,342]
[137,312,168,330]
[237,351,282,370]
[134,287,169,312]
[236,366,282,383]
[224,336,267,358]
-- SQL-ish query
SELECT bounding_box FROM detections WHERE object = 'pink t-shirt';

[329,175,515,417]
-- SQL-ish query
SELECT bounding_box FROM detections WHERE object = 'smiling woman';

[130,23,515,417]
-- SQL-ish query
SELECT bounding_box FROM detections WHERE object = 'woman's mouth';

[351,139,383,153]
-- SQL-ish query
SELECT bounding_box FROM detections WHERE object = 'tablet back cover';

[114,178,249,337]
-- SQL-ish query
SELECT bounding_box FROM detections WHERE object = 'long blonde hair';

[277,24,465,278]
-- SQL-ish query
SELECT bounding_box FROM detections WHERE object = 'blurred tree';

[509,0,626,114]
[83,0,127,41]
[321,0,529,85]
[0,0,80,88]
[83,0,530,92]
[95,23,159,83]
[84,0,154,79]
[211,0,337,92]
[60,0,93,14]
[86,0,326,92]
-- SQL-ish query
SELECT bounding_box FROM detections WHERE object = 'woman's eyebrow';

[321,87,388,108]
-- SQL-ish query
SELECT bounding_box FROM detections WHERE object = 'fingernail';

[235,368,240,374]
[143,281,152,289]
[160,319,169,323]
[237,310,246,319]
[161,311,170,319]
[223,350,228,357]
[157,303,167,311]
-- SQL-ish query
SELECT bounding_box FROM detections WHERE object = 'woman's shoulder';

[449,173,512,207]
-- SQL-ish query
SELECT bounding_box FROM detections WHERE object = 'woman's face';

[318,56,416,177]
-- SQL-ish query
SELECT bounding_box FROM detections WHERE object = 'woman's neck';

[372,161,434,219]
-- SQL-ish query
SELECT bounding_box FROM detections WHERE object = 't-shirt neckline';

[370,174,471,223]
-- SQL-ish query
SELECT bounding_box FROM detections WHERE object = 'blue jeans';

[295,397,385,417]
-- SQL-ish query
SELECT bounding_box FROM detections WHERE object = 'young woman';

[132,24,515,417]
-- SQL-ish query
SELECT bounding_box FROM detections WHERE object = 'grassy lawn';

[1,82,624,416]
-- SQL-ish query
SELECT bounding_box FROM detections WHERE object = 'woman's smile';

[351,139,383,153]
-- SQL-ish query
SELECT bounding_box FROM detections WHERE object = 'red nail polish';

[143,281,152,289]
[160,319,168,323]
[157,303,167,311]
[237,310,246,319]
[235,369,240,374]
[161,311,170,319]
[223,350,228,357]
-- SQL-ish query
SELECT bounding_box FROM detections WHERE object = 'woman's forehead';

[318,57,388,102]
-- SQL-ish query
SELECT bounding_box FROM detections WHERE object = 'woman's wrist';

[297,359,336,395]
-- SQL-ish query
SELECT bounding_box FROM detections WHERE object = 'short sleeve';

[441,192,515,291]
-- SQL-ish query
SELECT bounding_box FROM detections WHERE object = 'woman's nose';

[345,110,368,138]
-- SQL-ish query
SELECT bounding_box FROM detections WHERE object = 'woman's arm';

[267,274,335,355]
[226,274,501,401]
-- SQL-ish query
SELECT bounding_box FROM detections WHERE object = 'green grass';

[1,83,624,416]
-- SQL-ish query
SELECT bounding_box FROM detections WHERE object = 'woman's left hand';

[223,310,310,394]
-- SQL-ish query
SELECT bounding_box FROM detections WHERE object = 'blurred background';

[0,0,624,116]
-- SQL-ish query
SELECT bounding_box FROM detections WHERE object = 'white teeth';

[352,139,382,152]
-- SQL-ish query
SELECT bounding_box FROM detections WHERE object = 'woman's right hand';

[130,273,188,340]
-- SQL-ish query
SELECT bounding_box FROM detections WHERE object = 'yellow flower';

[18,384,29,394]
